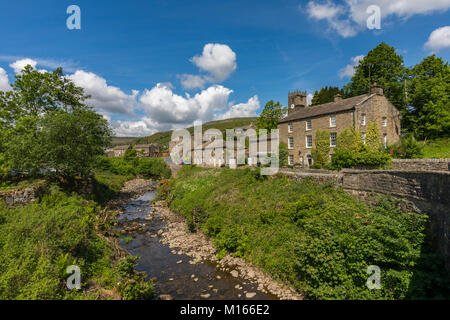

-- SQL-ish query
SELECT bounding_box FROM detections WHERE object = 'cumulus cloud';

[110,117,165,137]
[0,67,10,91]
[425,26,450,51]
[339,54,364,78]
[306,1,357,38]
[178,74,207,90]
[10,58,38,74]
[68,70,138,115]
[305,0,450,38]
[139,83,233,125]
[216,95,260,120]
[180,43,237,90]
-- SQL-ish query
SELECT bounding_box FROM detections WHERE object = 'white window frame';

[382,117,387,127]
[383,134,387,148]
[361,113,366,126]
[288,136,294,149]
[288,155,294,165]
[330,115,336,128]
[288,121,293,133]
[362,132,366,144]
[330,132,337,147]
[306,135,313,148]
[306,119,312,131]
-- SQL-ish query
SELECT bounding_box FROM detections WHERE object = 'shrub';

[311,130,330,168]
[331,147,391,170]
[389,134,424,159]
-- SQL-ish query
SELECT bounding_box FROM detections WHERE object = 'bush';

[93,156,171,179]
[331,147,392,170]
[311,130,330,168]
[389,134,424,159]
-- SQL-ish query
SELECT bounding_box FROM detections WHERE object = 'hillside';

[132,117,258,150]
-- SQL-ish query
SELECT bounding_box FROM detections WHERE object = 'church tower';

[288,90,307,115]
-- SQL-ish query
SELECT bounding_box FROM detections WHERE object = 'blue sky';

[0,0,449,136]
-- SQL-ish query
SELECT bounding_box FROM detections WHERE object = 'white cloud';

[111,117,164,137]
[305,0,450,38]
[178,74,207,90]
[339,54,364,78]
[0,67,10,91]
[216,95,260,120]
[191,43,237,82]
[179,43,237,90]
[306,1,357,38]
[425,26,450,51]
[68,70,138,115]
[10,58,38,74]
[139,83,233,125]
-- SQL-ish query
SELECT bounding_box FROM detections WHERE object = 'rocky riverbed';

[114,178,302,300]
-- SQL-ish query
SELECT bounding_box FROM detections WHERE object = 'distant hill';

[110,136,137,147]
[130,117,257,150]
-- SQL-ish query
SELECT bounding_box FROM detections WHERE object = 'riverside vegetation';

[0,65,171,299]
[158,166,450,300]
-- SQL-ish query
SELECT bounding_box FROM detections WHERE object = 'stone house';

[133,143,160,156]
[278,83,401,167]
[113,145,131,157]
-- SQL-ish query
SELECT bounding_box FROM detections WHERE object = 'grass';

[0,178,46,191]
[0,185,153,299]
[158,166,450,300]
[421,138,450,159]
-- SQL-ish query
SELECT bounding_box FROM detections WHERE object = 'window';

[306,119,312,130]
[330,132,337,147]
[306,135,313,148]
[288,137,294,149]
[382,117,387,127]
[288,121,293,133]
[362,132,366,144]
[330,115,336,127]
[383,134,387,148]
[288,155,294,165]
[361,113,366,126]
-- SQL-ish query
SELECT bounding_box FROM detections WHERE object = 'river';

[117,189,277,300]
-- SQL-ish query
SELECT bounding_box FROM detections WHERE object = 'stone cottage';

[278,83,401,167]
[113,145,131,157]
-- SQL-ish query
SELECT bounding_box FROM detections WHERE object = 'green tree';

[343,42,407,113]
[256,100,286,131]
[0,65,112,177]
[311,130,330,168]
[365,122,382,151]
[336,127,363,152]
[311,86,343,106]
[405,55,450,139]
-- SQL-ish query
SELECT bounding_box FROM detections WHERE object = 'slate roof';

[278,94,373,124]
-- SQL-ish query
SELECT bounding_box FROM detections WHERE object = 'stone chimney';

[334,93,343,102]
[370,82,384,95]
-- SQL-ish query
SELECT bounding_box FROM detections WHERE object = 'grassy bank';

[421,138,450,159]
[158,166,450,300]
[0,156,172,300]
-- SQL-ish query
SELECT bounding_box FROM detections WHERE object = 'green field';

[421,138,450,159]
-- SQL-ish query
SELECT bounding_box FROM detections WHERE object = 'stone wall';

[0,181,48,207]
[391,159,449,172]
[281,169,450,270]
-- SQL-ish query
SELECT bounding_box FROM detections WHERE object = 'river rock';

[230,270,239,278]
[200,293,211,299]
[246,292,256,299]
[158,294,173,300]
